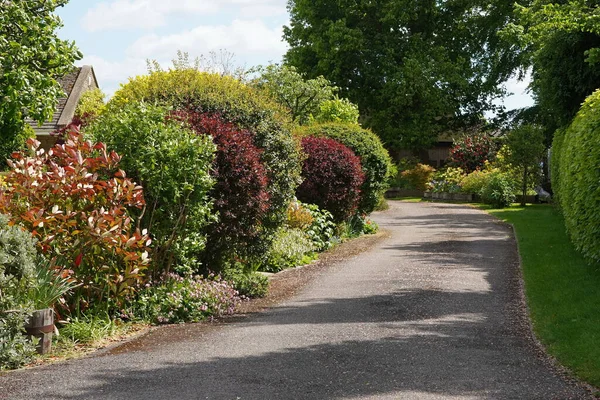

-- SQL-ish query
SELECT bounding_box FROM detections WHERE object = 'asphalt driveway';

[0,201,590,399]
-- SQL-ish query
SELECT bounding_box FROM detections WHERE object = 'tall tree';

[502,0,600,139]
[283,0,520,151]
[0,0,81,164]
[505,124,545,206]
[250,64,337,125]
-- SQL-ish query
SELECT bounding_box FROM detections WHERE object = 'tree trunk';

[521,166,528,207]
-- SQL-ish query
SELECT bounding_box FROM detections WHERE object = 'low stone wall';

[385,188,424,198]
[424,192,473,202]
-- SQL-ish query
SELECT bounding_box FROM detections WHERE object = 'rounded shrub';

[109,70,302,265]
[297,136,365,222]
[87,103,216,276]
[296,122,393,215]
[480,171,516,208]
[557,89,600,263]
[172,111,271,264]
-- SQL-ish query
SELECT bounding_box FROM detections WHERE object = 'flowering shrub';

[428,167,465,193]
[0,129,151,312]
[131,273,241,324]
[448,133,496,173]
[297,136,365,222]
[172,111,271,265]
[400,163,436,191]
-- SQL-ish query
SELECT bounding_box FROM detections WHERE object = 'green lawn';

[483,204,600,388]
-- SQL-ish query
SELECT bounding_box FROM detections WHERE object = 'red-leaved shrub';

[0,128,151,311]
[448,134,496,173]
[297,136,365,222]
[171,111,271,264]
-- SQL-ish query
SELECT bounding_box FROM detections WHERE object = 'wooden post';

[25,309,54,354]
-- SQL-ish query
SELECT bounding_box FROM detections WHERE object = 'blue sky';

[55,0,532,110]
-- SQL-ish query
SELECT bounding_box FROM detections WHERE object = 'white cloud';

[82,0,286,32]
[128,19,287,61]
[78,55,149,97]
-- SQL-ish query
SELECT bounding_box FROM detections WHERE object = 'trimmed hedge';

[297,136,365,222]
[556,89,600,263]
[296,123,393,215]
[109,70,302,264]
[550,127,567,202]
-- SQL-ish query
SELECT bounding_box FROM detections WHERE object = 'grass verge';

[482,204,600,387]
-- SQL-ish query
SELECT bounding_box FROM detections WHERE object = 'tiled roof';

[27,66,98,136]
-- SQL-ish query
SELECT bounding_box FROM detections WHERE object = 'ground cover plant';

[483,204,600,387]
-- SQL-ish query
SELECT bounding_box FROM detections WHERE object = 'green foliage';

[220,267,269,298]
[311,97,360,125]
[303,203,336,251]
[109,67,302,262]
[399,163,436,191]
[284,0,517,151]
[429,167,465,193]
[556,89,600,263]
[28,259,80,311]
[481,171,516,208]
[132,274,240,324]
[502,1,600,133]
[87,103,216,276]
[0,214,39,369]
[0,0,81,165]
[262,229,316,273]
[550,127,567,201]
[460,169,494,195]
[75,88,106,125]
[250,64,337,125]
[296,123,393,215]
[58,314,118,344]
[505,124,546,206]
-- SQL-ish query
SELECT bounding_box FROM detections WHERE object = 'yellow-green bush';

[400,163,436,191]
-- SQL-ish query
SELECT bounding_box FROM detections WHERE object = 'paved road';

[0,201,590,399]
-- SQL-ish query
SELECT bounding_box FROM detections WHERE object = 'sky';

[55,0,533,110]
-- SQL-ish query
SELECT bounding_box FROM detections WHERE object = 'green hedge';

[556,89,600,263]
[296,123,393,215]
[550,127,567,204]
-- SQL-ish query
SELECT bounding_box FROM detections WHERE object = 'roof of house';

[27,65,99,136]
